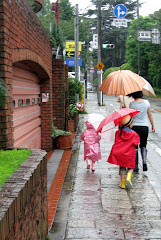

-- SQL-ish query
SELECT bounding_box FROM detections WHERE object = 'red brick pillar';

[64,64,69,130]
[52,59,66,130]
[41,79,53,152]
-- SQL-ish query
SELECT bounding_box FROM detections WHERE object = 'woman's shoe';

[120,179,126,189]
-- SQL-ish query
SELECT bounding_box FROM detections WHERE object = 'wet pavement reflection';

[49,93,161,240]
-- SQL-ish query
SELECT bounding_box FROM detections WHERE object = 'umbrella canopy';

[97,108,140,134]
[141,77,156,97]
[88,113,105,130]
[99,70,146,96]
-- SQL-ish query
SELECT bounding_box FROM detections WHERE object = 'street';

[49,92,161,240]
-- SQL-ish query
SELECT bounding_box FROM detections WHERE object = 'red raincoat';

[107,128,140,169]
[81,121,101,161]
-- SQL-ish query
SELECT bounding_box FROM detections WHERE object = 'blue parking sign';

[114,4,127,18]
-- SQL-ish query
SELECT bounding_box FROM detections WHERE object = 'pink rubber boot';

[86,159,90,169]
[92,161,95,171]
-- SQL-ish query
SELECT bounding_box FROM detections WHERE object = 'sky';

[68,0,160,17]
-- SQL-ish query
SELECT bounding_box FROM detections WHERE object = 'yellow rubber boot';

[126,172,132,189]
[120,179,126,189]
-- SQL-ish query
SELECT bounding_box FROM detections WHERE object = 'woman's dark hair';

[127,91,143,99]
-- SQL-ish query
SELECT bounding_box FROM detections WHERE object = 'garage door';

[12,66,41,149]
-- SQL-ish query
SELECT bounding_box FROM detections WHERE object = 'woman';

[128,91,155,172]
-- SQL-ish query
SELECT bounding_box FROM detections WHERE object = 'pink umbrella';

[97,108,140,134]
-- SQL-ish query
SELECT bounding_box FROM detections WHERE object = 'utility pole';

[75,4,79,80]
[97,0,103,106]
[137,0,141,75]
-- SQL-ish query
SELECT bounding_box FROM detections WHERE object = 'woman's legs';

[134,148,139,173]
[133,126,149,171]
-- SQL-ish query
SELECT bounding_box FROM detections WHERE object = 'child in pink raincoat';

[81,120,101,171]
[107,114,140,190]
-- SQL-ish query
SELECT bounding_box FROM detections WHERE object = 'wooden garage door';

[13,66,41,149]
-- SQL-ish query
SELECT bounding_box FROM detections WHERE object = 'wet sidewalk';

[48,92,161,239]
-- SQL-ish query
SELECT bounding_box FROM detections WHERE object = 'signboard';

[138,31,151,41]
[96,62,105,71]
[152,28,160,44]
[93,34,98,49]
[65,58,82,67]
[114,4,127,18]
[65,51,82,58]
[66,41,82,52]
[111,18,128,27]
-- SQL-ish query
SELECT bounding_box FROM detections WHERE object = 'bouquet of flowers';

[76,102,87,114]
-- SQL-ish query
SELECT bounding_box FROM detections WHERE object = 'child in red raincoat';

[81,120,101,171]
[107,114,140,189]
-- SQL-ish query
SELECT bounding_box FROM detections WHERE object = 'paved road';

[49,92,161,240]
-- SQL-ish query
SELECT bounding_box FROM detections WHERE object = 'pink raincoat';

[81,120,101,161]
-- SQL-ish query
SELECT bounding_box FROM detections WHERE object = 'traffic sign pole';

[97,0,103,106]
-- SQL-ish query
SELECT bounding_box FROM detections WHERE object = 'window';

[18,99,23,107]
[13,100,15,108]
[32,98,35,104]
[26,99,30,105]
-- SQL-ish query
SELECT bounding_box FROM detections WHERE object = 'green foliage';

[126,15,161,86]
[51,125,71,139]
[0,149,32,188]
[59,0,74,41]
[89,0,137,69]
[27,0,34,9]
[60,0,74,21]
[68,78,83,105]
[153,88,161,97]
[38,0,64,49]
[0,78,7,105]
[94,63,132,84]
[68,104,77,120]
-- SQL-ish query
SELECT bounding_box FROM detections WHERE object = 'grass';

[0,149,32,188]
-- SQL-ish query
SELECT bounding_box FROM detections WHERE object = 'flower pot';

[68,120,75,132]
[56,134,72,149]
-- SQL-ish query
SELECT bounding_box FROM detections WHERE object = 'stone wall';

[0,149,48,240]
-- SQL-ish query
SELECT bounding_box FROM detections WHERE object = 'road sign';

[66,51,75,57]
[66,41,82,52]
[114,4,127,18]
[65,58,82,67]
[66,51,82,58]
[96,62,105,70]
[111,18,128,27]
[138,31,152,41]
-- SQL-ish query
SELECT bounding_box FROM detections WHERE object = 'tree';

[126,16,160,85]
[88,0,137,69]
[39,0,65,49]
[60,0,74,21]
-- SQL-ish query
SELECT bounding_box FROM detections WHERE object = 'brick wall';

[0,149,48,240]
[0,0,53,151]
[52,59,69,131]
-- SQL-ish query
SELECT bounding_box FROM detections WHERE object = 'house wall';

[0,0,53,151]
